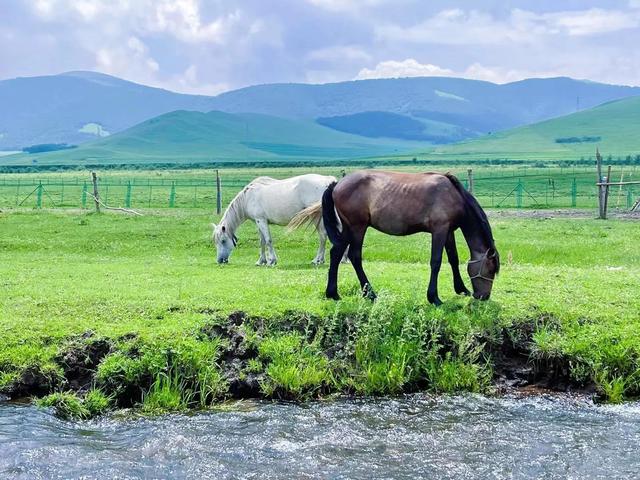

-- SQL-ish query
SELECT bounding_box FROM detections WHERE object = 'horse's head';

[467,247,499,300]
[212,223,238,264]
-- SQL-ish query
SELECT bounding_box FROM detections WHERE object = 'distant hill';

[209,76,640,142]
[432,95,640,161]
[1,110,424,166]
[2,71,640,150]
[0,71,217,149]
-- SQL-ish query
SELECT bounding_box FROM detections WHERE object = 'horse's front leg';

[427,230,448,306]
[445,231,470,295]
[255,218,277,266]
[256,227,267,266]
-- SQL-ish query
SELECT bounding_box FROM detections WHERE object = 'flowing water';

[1,394,640,479]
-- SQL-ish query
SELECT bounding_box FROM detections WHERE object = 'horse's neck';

[221,192,248,234]
[459,218,491,260]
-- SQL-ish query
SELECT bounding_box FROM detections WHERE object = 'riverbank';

[1,209,639,417]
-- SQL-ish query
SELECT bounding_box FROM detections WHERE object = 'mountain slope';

[433,95,640,160]
[1,110,424,166]
[210,76,640,142]
[3,72,640,150]
[0,71,218,149]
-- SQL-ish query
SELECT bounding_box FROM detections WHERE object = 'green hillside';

[432,95,640,161]
[1,110,426,166]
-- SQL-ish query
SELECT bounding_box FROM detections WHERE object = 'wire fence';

[0,167,638,211]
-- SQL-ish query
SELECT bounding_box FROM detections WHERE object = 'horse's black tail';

[322,182,343,245]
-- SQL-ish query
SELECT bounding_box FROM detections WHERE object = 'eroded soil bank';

[2,305,617,419]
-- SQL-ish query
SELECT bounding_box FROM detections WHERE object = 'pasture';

[1,179,639,416]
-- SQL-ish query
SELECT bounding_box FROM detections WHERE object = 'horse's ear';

[232,234,238,246]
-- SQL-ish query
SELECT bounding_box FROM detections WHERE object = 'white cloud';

[377,7,640,46]
[170,64,229,95]
[307,0,391,13]
[354,58,559,84]
[355,58,454,79]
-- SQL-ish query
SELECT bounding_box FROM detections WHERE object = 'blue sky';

[2,0,640,94]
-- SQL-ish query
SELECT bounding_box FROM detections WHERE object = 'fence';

[0,168,638,211]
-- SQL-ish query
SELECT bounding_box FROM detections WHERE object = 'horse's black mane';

[445,173,500,273]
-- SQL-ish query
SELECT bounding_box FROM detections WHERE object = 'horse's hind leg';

[427,230,447,306]
[326,241,348,300]
[312,225,327,265]
[347,227,376,300]
[445,231,470,296]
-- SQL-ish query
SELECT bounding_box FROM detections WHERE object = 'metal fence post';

[169,181,176,208]
[516,180,523,209]
[571,178,577,207]
[216,170,222,214]
[36,182,43,209]
[125,181,132,208]
[82,181,87,208]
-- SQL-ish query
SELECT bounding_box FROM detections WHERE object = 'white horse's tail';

[287,202,323,232]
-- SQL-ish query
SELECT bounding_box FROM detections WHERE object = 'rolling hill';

[0,71,218,150]
[3,71,640,150]
[432,95,640,161]
[1,110,425,166]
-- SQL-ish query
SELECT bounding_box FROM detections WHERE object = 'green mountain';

[1,110,424,166]
[432,95,640,161]
[3,71,640,149]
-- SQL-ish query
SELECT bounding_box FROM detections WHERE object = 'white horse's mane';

[218,177,276,236]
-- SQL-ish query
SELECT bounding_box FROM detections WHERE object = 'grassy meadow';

[1,198,639,416]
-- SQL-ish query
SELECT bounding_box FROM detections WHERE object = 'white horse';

[212,174,337,265]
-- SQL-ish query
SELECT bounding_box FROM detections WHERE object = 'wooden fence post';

[216,169,222,215]
[467,168,474,194]
[91,172,100,213]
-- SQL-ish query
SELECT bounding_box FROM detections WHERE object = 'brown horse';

[310,170,499,305]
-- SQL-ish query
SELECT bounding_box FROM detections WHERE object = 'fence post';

[216,170,222,215]
[571,178,577,207]
[36,182,43,209]
[60,181,64,206]
[467,168,474,194]
[596,148,604,218]
[603,165,612,219]
[169,181,176,208]
[91,172,100,213]
[125,181,132,208]
[516,180,523,209]
[627,188,633,209]
[81,181,88,208]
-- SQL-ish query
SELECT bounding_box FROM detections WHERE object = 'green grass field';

[1,202,639,416]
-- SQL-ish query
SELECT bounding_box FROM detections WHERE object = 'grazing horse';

[290,170,499,305]
[212,174,337,265]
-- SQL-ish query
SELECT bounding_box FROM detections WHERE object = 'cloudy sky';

[2,0,640,95]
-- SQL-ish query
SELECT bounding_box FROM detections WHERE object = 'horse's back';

[334,170,465,234]
[248,174,336,224]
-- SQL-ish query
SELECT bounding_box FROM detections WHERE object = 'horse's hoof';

[311,259,324,265]
[256,260,267,266]
[326,291,341,301]
[429,298,443,307]
[362,284,377,301]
